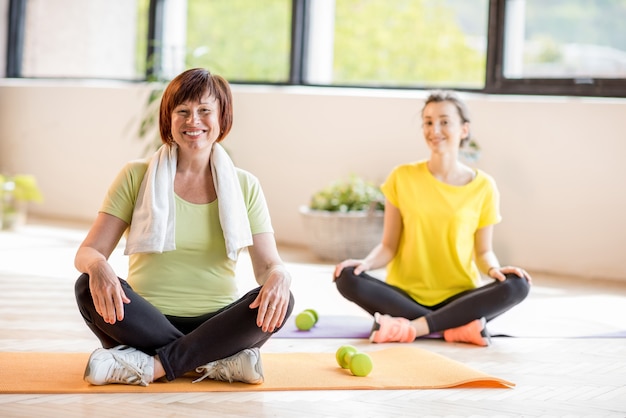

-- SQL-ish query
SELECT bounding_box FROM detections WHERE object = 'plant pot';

[1,204,27,230]
[299,206,384,261]
[1,174,42,230]
[1,182,28,230]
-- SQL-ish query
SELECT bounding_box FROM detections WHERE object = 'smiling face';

[159,68,234,146]
[170,92,221,151]
[422,100,469,155]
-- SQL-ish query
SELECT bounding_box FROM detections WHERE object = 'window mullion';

[289,0,309,85]
[147,0,165,81]
[484,0,505,93]
[6,0,26,77]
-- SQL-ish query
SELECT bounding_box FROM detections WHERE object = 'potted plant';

[299,175,384,261]
[0,174,44,230]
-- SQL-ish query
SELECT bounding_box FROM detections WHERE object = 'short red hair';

[159,68,234,144]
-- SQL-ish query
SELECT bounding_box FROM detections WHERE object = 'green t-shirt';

[381,160,501,306]
[100,159,273,316]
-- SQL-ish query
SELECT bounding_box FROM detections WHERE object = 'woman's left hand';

[249,266,292,332]
[489,265,533,284]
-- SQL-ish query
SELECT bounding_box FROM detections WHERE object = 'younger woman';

[334,91,531,346]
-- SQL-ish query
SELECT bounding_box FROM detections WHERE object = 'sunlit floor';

[1,218,625,417]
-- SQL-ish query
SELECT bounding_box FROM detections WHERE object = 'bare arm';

[74,212,129,324]
[334,199,402,277]
[474,225,532,283]
[247,232,292,332]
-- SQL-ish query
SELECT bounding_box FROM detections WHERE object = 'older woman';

[75,68,294,386]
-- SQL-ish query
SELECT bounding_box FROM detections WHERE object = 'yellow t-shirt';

[381,161,501,306]
[100,159,273,316]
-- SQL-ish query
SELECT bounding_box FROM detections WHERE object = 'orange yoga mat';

[0,346,514,393]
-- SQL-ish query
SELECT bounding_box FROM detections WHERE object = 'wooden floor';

[1,219,626,417]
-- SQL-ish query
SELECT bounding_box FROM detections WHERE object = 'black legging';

[335,267,530,334]
[75,274,295,381]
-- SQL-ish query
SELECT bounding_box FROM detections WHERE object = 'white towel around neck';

[124,143,253,261]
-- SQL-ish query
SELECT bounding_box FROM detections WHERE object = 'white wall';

[1,80,625,282]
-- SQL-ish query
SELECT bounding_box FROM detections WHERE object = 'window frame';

[484,0,626,98]
[5,0,626,98]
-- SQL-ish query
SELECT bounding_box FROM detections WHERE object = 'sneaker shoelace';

[194,358,242,383]
[109,350,150,386]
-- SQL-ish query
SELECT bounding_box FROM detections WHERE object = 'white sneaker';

[193,348,264,385]
[84,345,154,387]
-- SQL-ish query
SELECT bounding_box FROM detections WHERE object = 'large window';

[4,0,626,97]
[146,0,292,82]
[185,0,291,83]
[308,0,489,89]
[8,0,148,80]
[503,0,626,79]
[488,0,626,96]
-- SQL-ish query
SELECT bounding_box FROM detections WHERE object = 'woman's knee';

[502,273,531,302]
[74,273,90,303]
[334,267,360,297]
[74,273,97,323]
[285,290,296,318]
[241,287,295,318]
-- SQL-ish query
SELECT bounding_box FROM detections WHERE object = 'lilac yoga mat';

[275,315,373,338]
[275,315,442,339]
[276,314,626,339]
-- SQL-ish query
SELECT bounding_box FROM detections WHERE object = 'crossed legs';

[75,274,295,381]
[335,267,530,342]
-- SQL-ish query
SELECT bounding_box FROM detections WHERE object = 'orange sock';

[370,313,417,343]
[443,318,490,347]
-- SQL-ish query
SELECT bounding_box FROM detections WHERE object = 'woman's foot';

[84,345,154,386]
[193,348,264,384]
[443,318,491,347]
[369,312,417,343]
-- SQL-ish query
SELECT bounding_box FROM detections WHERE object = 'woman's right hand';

[87,260,130,324]
[333,259,370,279]
[75,212,130,324]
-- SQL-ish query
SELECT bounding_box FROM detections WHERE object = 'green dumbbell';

[295,309,319,331]
[335,345,373,377]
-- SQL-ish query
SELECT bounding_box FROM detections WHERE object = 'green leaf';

[309,175,384,212]
[1,175,44,203]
